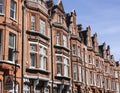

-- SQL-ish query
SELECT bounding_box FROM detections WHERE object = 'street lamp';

[13,50,19,93]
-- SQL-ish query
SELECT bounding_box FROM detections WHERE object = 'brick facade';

[0,0,119,93]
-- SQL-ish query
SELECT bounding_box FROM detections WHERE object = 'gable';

[57,0,65,13]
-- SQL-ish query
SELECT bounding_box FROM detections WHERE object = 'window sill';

[54,44,70,52]
[0,13,4,16]
[10,17,17,23]
[0,60,20,69]
[55,74,71,80]
[27,30,50,41]
[26,67,50,75]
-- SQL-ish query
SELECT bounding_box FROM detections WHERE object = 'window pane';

[73,65,77,80]
[0,0,3,13]
[57,63,62,75]
[10,0,16,19]
[40,20,45,35]
[8,33,15,61]
[56,32,60,45]
[64,57,69,76]
[63,35,67,47]
[9,33,15,48]
[0,5,3,13]
[39,46,47,70]
[8,48,14,61]
[31,15,35,30]
[30,54,36,67]
[72,45,76,55]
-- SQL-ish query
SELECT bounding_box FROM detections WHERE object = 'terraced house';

[0,0,120,93]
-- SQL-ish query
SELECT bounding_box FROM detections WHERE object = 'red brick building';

[0,0,120,93]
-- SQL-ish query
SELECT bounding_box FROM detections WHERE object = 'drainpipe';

[21,4,25,93]
[49,18,53,93]
[83,48,88,93]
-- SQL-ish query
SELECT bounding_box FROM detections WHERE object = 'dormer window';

[58,14,62,24]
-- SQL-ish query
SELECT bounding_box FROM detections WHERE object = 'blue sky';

[54,0,120,61]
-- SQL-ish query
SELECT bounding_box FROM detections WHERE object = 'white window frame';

[39,45,47,70]
[40,19,46,35]
[30,44,37,68]
[56,32,60,45]
[8,33,16,62]
[64,57,69,77]
[63,35,67,47]
[31,15,36,31]
[0,0,4,14]
[10,0,16,19]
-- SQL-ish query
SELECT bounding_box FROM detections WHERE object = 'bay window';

[40,19,46,35]
[10,0,16,19]
[8,33,16,62]
[0,0,3,14]
[39,45,47,70]
[30,44,37,68]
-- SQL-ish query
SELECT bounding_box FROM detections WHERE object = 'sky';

[54,0,120,61]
